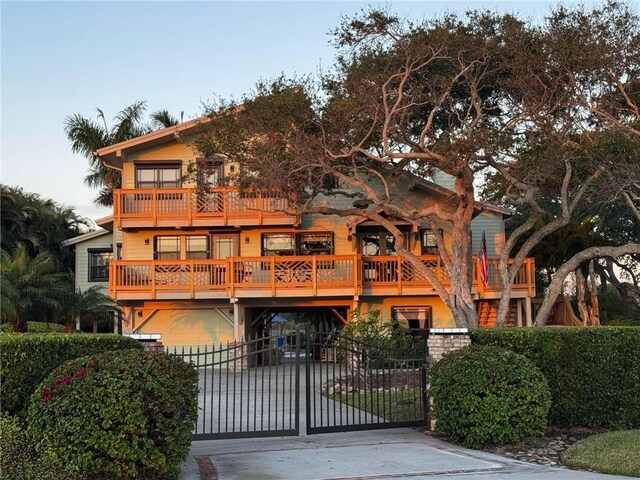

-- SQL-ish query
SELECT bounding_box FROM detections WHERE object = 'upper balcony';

[109,255,535,301]
[112,188,299,229]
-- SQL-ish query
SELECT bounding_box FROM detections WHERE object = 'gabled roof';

[96,116,210,166]
[61,228,111,247]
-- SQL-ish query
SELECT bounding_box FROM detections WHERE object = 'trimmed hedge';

[429,345,550,448]
[470,327,640,428]
[0,334,141,416]
[28,350,198,480]
[0,416,79,480]
[1,321,65,333]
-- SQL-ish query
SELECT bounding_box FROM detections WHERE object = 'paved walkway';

[179,428,634,480]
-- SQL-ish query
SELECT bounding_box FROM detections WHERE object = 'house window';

[135,164,181,189]
[155,236,180,260]
[391,306,432,332]
[197,158,225,187]
[186,236,210,259]
[88,249,112,282]
[358,231,407,256]
[262,234,296,256]
[261,232,334,256]
[321,173,339,190]
[298,233,333,255]
[421,229,442,255]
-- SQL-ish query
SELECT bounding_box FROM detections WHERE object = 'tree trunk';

[576,269,590,326]
[588,260,600,326]
[534,244,640,326]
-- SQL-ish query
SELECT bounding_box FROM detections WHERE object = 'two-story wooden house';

[96,117,536,349]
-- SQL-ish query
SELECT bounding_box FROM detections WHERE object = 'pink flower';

[54,378,62,386]
[43,395,51,403]
[40,387,50,396]
[53,390,60,397]
[63,374,71,385]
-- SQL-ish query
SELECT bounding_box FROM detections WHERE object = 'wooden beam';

[329,307,347,325]
[133,309,159,333]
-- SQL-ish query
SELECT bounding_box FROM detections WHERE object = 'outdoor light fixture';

[244,236,250,244]
[144,238,150,245]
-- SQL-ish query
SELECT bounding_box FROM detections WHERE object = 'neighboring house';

[95,118,536,349]
[62,218,120,332]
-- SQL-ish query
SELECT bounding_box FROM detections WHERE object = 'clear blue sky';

[2,1,582,221]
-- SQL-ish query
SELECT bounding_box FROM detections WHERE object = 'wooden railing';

[110,255,535,300]
[112,188,299,228]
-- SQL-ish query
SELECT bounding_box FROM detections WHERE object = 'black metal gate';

[305,328,428,434]
[169,333,301,440]
[170,326,428,440]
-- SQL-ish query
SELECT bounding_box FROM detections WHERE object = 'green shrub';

[0,333,141,415]
[0,416,80,480]
[470,327,640,428]
[0,321,65,333]
[429,345,551,449]
[28,350,199,480]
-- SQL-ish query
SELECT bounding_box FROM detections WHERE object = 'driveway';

[179,428,635,480]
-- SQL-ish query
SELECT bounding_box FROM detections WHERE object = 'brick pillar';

[427,328,471,363]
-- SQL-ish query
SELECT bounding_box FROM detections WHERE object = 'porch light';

[244,236,250,244]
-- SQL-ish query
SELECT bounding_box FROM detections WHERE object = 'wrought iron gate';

[305,328,428,434]
[169,333,301,440]
[169,326,428,440]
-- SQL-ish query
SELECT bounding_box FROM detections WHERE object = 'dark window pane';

[89,250,112,282]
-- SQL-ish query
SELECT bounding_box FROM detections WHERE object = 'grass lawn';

[331,388,425,423]
[561,430,640,477]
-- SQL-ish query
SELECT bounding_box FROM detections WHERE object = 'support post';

[525,296,533,327]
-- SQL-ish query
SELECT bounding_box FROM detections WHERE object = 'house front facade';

[96,118,536,349]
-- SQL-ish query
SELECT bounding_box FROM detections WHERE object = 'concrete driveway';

[179,428,634,480]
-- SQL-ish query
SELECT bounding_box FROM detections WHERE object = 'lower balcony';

[110,255,535,301]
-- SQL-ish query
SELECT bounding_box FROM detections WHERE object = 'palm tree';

[1,244,69,332]
[64,286,122,333]
[0,185,91,272]
[64,102,181,206]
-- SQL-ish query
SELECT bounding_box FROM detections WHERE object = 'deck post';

[525,296,533,326]
[231,299,244,341]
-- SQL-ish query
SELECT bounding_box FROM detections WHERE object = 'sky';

[2,0,585,222]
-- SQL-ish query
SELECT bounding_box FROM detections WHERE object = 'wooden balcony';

[112,188,299,228]
[110,255,535,301]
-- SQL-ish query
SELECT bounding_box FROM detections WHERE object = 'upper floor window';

[154,236,180,260]
[261,232,334,256]
[88,249,112,282]
[298,233,333,255]
[262,234,296,256]
[197,158,225,187]
[421,229,441,256]
[186,236,210,259]
[135,163,181,189]
[358,231,407,256]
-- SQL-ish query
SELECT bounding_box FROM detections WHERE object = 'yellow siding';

[136,308,234,348]
[358,296,455,328]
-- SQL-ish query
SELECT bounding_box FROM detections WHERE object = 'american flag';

[479,231,488,287]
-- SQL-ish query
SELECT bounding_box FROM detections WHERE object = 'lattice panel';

[193,192,224,213]
[274,261,313,283]
[155,265,190,286]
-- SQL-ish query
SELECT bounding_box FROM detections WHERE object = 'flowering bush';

[0,333,141,415]
[27,350,198,480]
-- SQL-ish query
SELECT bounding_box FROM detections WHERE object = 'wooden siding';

[471,211,505,258]
[74,234,112,293]
[133,307,234,349]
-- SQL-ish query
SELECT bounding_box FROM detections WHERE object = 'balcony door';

[211,234,238,259]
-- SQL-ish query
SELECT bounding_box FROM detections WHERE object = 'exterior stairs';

[477,300,518,328]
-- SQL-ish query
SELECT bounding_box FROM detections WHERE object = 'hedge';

[470,327,640,428]
[1,321,65,334]
[0,416,79,480]
[28,350,198,480]
[0,334,142,416]
[429,346,550,448]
